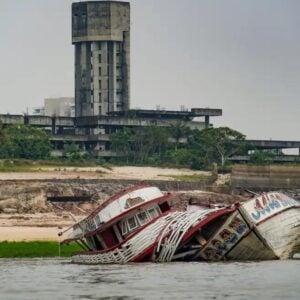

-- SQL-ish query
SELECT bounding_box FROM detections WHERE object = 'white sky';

[0,0,299,140]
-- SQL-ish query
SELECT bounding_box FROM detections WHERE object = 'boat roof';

[89,184,151,218]
[72,185,169,233]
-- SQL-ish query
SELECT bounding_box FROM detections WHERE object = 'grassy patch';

[0,241,81,258]
[0,159,113,172]
[159,174,210,182]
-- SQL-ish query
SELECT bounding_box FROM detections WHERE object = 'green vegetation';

[0,241,81,258]
[0,159,112,172]
[111,125,246,171]
[0,120,249,171]
[0,124,51,160]
[250,150,276,164]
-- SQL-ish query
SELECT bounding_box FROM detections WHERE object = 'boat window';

[148,208,158,219]
[95,215,101,226]
[127,216,138,231]
[137,212,148,225]
[121,221,128,235]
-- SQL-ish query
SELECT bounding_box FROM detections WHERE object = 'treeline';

[0,124,51,159]
[0,121,251,170]
[111,124,246,170]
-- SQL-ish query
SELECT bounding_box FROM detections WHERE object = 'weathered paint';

[70,186,164,239]
[239,192,300,259]
[199,211,250,261]
[256,208,300,259]
[226,231,277,260]
[240,192,299,224]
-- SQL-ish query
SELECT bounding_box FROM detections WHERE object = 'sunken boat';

[60,185,237,264]
[188,192,300,261]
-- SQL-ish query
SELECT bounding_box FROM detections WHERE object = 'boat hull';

[255,207,300,259]
[237,192,300,260]
[71,208,231,264]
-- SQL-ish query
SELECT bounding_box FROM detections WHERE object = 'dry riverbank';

[0,166,212,181]
[0,166,239,242]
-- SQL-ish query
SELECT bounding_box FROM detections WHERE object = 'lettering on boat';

[201,214,248,260]
[249,193,299,222]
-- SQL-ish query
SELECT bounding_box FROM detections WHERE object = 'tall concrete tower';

[72,1,130,117]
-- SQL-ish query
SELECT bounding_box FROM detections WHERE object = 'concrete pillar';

[51,117,56,135]
[205,116,210,128]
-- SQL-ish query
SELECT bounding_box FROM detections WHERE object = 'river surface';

[0,258,299,300]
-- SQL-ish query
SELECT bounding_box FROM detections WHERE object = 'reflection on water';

[0,258,299,300]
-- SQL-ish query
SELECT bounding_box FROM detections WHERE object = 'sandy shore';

[0,166,213,241]
[0,213,83,242]
[0,226,65,242]
[0,166,210,181]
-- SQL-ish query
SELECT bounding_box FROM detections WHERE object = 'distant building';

[72,1,130,117]
[0,1,224,159]
[44,97,74,117]
[32,107,45,116]
[32,98,75,117]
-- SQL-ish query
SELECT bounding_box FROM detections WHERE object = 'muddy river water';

[0,258,299,299]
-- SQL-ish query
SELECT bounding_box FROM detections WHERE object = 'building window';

[116,53,121,65]
[98,53,101,62]
[99,80,101,89]
[98,67,101,76]
[91,90,93,96]
[116,80,122,90]
[99,106,102,115]
[116,92,122,103]
[99,92,102,102]
[116,67,121,77]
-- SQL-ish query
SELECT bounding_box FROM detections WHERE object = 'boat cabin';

[64,185,171,252]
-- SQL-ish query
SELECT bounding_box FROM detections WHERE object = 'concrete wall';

[231,164,300,190]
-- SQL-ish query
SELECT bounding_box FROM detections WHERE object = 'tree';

[188,127,246,171]
[168,148,191,166]
[110,127,170,165]
[110,129,132,163]
[169,122,190,150]
[250,150,275,164]
[0,125,51,159]
[64,142,88,162]
[131,127,169,164]
[0,121,5,144]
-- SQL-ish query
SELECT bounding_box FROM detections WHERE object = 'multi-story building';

[0,1,223,158]
[72,1,130,117]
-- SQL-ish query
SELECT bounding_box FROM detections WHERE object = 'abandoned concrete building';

[0,1,222,157]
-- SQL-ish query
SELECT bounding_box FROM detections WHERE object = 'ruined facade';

[72,1,130,117]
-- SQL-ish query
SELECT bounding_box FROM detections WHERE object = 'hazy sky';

[0,0,299,140]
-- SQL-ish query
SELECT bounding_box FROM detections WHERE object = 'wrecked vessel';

[60,185,236,264]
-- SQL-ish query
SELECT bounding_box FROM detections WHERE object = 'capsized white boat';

[60,185,237,264]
